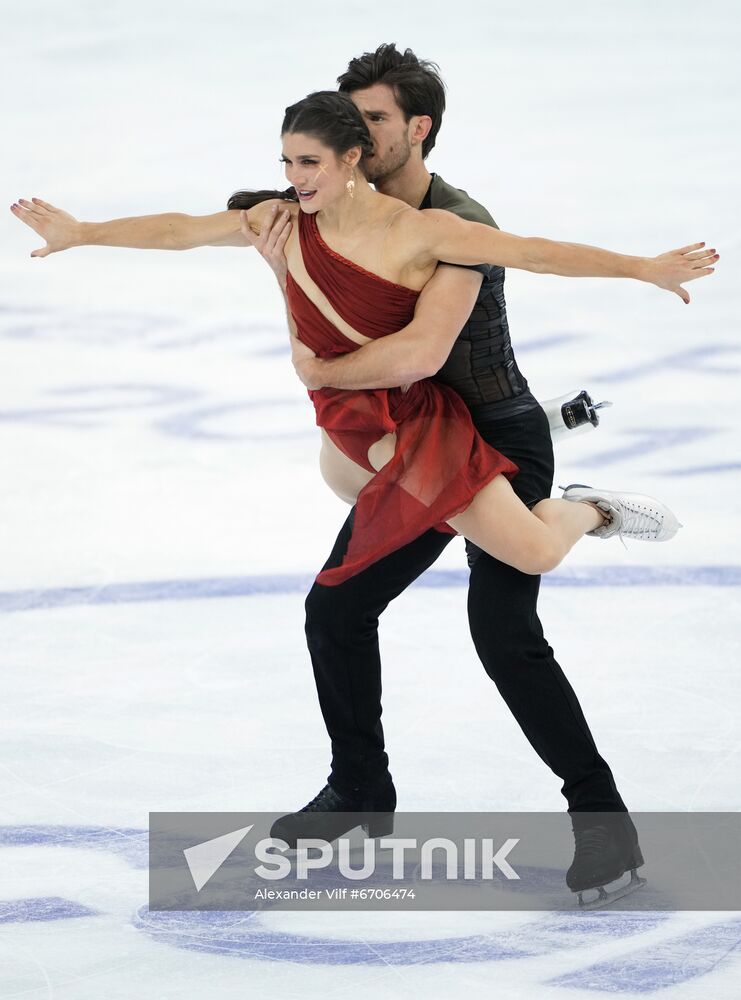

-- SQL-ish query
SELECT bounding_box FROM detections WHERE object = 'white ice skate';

[559,484,682,542]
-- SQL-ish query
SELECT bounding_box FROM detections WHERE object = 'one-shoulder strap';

[297,211,418,340]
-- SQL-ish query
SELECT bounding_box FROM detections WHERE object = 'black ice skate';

[567,812,647,909]
[270,781,396,848]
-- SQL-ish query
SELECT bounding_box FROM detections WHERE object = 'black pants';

[304,404,627,813]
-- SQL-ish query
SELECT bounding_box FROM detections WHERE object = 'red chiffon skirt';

[311,380,518,586]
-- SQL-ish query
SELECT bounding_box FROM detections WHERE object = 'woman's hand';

[291,336,325,389]
[646,242,719,304]
[10,198,82,257]
[239,205,291,288]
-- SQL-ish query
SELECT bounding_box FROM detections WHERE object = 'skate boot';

[560,483,682,541]
[567,811,646,909]
[270,781,396,848]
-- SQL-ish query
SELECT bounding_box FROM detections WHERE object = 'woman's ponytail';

[226,187,298,211]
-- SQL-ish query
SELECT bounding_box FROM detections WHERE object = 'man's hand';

[10,197,82,257]
[291,336,324,389]
[645,242,719,304]
[291,335,324,389]
[239,203,292,288]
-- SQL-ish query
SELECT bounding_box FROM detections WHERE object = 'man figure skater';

[252,45,644,901]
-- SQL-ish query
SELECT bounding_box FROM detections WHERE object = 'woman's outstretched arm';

[398,208,719,304]
[9,197,284,256]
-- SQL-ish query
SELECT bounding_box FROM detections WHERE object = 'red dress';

[285,210,518,586]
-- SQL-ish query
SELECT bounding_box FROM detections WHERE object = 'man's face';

[349,83,415,184]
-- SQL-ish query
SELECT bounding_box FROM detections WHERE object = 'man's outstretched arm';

[10,197,258,255]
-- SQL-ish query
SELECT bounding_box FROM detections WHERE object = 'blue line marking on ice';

[0,381,312,440]
[0,382,202,426]
[154,401,311,441]
[150,321,287,352]
[518,332,585,352]
[593,344,741,384]
[661,461,741,476]
[0,897,98,924]
[548,917,741,993]
[1,566,740,613]
[587,428,719,467]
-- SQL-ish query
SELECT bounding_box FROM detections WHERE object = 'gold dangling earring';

[346,168,355,199]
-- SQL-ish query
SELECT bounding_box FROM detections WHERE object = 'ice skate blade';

[576,869,647,910]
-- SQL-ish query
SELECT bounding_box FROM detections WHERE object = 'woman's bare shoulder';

[384,201,437,243]
[373,191,416,223]
[374,201,440,278]
[390,206,470,249]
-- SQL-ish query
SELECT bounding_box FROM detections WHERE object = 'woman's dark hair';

[227,91,373,211]
[337,43,446,160]
[226,186,297,211]
[282,90,374,159]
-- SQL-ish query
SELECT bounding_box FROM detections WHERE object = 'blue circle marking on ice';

[134,906,537,964]
[134,885,665,966]
[546,916,741,993]
[3,826,738,990]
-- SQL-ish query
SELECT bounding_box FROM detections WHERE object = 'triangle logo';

[183,824,254,892]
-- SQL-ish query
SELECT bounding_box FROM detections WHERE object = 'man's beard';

[363,133,412,185]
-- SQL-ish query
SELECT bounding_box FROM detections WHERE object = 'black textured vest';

[420,174,536,420]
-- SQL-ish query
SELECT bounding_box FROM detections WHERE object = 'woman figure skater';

[10,91,718,586]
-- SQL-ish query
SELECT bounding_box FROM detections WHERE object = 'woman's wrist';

[631,255,655,284]
[75,221,97,248]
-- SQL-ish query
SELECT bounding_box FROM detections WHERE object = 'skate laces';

[573,825,611,859]
[614,511,629,551]
[617,500,663,543]
[302,785,345,812]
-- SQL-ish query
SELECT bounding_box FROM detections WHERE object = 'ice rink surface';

[2,1,740,996]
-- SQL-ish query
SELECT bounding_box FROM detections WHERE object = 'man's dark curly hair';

[337,43,446,159]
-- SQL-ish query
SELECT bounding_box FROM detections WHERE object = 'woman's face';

[280,132,354,213]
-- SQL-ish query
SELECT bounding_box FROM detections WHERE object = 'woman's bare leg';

[319,429,401,505]
[319,426,611,574]
[319,429,374,504]
[447,476,604,575]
